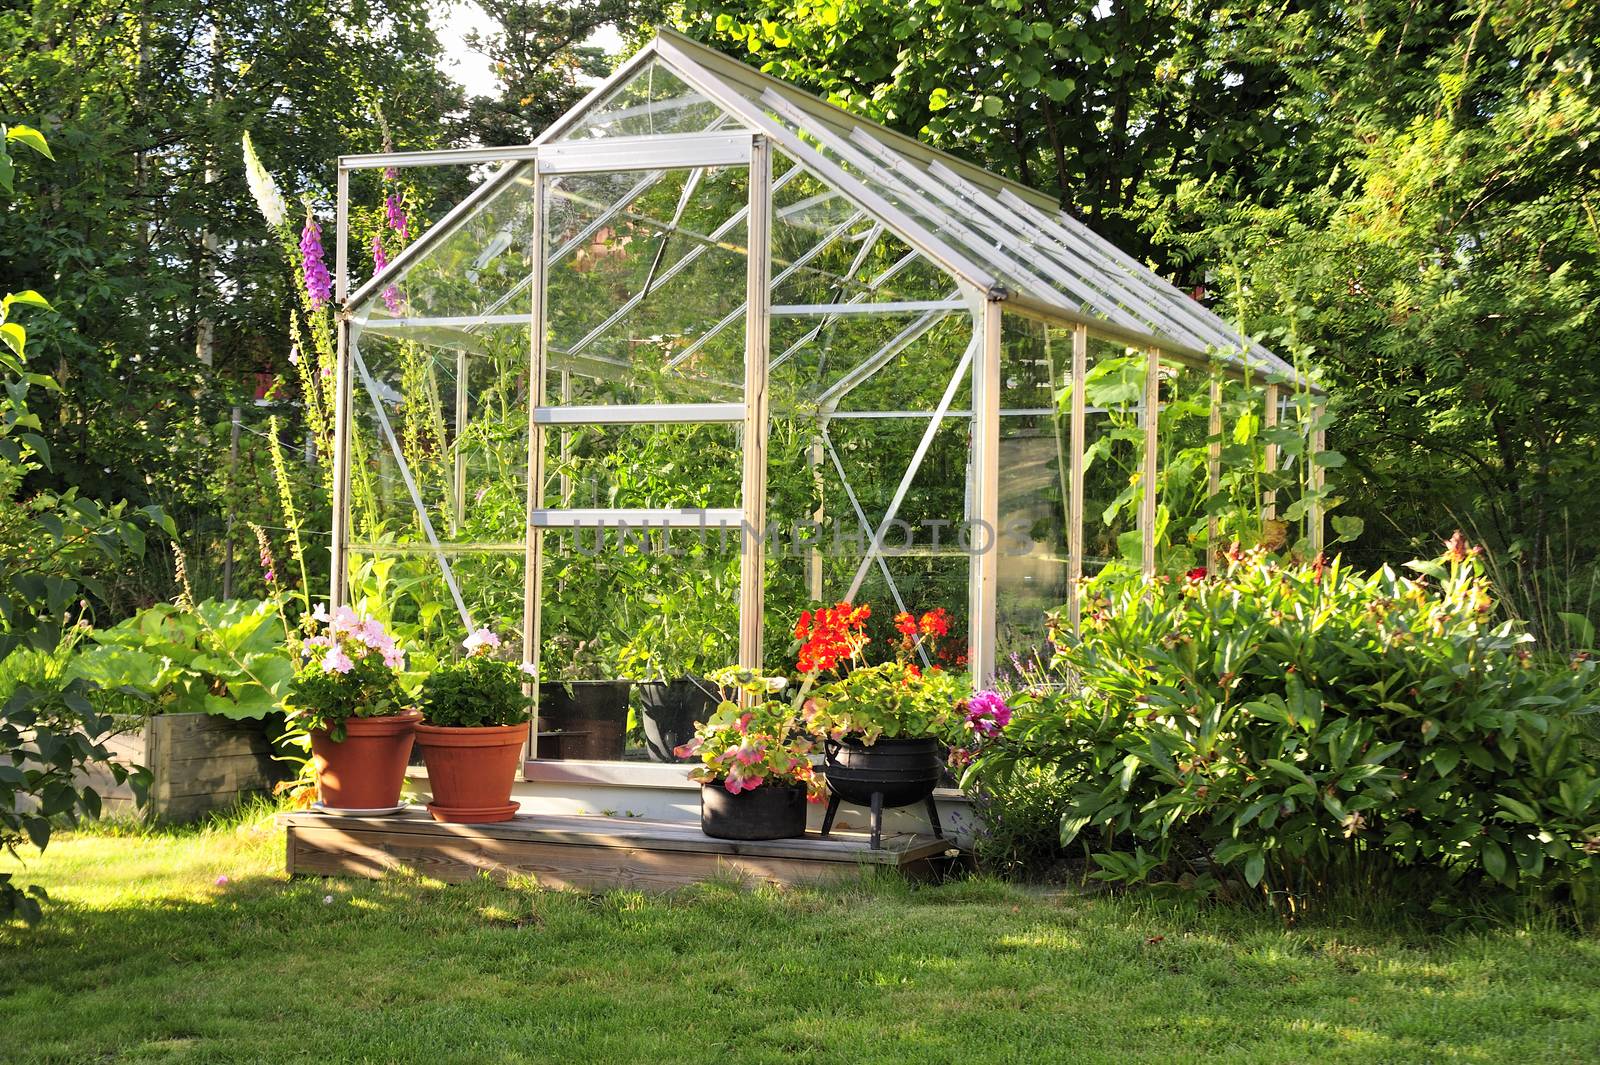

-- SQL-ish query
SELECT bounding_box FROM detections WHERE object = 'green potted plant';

[414,627,531,823]
[537,634,631,760]
[677,668,825,841]
[617,608,733,763]
[286,605,417,814]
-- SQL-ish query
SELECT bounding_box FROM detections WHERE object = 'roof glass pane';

[559,58,728,140]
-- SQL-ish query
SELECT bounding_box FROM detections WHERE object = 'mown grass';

[2,806,1598,1064]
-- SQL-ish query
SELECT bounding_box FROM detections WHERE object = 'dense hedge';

[970,543,1600,914]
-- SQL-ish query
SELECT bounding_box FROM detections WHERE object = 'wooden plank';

[280,809,947,864]
[285,822,918,891]
[151,753,278,800]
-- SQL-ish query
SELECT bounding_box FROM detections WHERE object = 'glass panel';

[993,320,1150,657]
[768,157,959,307]
[536,526,739,763]
[346,326,529,550]
[544,421,743,512]
[355,162,537,326]
[348,549,525,663]
[1082,336,1147,575]
[996,315,1069,657]
[558,59,727,140]
[544,164,749,405]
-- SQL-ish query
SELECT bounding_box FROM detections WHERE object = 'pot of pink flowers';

[675,668,826,841]
[286,605,418,814]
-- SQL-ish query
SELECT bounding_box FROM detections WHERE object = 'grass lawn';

[3,810,1598,1064]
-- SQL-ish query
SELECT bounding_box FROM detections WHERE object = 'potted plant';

[676,668,826,841]
[616,611,731,763]
[286,605,417,814]
[537,635,630,760]
[802,605,1009,847]
[414,628,532,823]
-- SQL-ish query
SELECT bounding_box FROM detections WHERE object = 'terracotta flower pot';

[414,722,526,823]
[311,710,421,812]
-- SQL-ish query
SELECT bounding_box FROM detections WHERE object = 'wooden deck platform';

[281,808,958,891]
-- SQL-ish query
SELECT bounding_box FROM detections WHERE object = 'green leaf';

[928,87,951,111]
[981,95,1003,117]
[5,124,53,159]
[1244,852,1265,887]
[1480,840,1508,883]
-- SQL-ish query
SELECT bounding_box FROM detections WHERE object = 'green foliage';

[0,672,150,925]
[419,654,531,729]
[808,660,970,744]
[0,128,164,923]
[680,668,823,796]
[974,545,1600,913]
[68,599,294,720]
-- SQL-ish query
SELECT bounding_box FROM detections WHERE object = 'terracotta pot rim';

[415,722,529,747]
[315,709,421,738]
[415,721,527,734]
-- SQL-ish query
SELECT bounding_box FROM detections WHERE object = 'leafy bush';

[68,599,293,719]
[419,629,531,728]
[971,541,1600,912]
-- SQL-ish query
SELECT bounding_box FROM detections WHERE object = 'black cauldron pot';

[821,735,945,848]
[700,782,807,841]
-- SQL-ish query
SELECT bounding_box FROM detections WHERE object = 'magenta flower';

[385,192,410,240]
[300,216,333,309]
[371,233,402,313]
[965,690,1012,738]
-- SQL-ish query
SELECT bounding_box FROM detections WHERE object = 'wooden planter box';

[88,713,281,823]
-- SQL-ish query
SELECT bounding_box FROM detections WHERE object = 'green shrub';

[971,541,1600,912]
[419,652,530,729]
[68,599,294,719]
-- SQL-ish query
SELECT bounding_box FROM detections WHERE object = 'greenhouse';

[329,28,1327,769]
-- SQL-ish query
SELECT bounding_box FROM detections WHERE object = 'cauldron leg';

[819,793,841,838]
[923,795,944,840]
[869,791,883,850]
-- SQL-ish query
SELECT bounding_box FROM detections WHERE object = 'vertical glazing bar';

[558,368,573,505]
[1067,325,1087,634]
[739,137,772,670]
[1141,346,1160,576]
[522,162,548,761]
[969,300,1002,681]
[1207,375,1223,569]
[1308,400,1326,554]
[1262,383,1280,522]
[329,165,351,610]
[807,436,825,600]
[452,350,469,534]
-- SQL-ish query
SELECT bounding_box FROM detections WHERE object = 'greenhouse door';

[524,131,771,762]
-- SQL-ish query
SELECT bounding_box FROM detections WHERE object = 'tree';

[0,126,163,925]
[0,0,462,605]
[459,0,667,145]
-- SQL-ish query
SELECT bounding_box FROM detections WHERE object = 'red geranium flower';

[1186,566,1207,581]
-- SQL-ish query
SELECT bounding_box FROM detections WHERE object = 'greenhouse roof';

[349,28,1303,385]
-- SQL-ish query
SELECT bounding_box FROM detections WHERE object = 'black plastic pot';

[637,678,719,763]
[537,681,632,761]
[821,735,945,848]
[700,782,807,841]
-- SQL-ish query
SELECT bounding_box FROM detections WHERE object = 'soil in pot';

[415,723,526,823]
[700,782,807,841]
[537,681,631,760]
[310,710,421,811]
[637,678,718,763]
